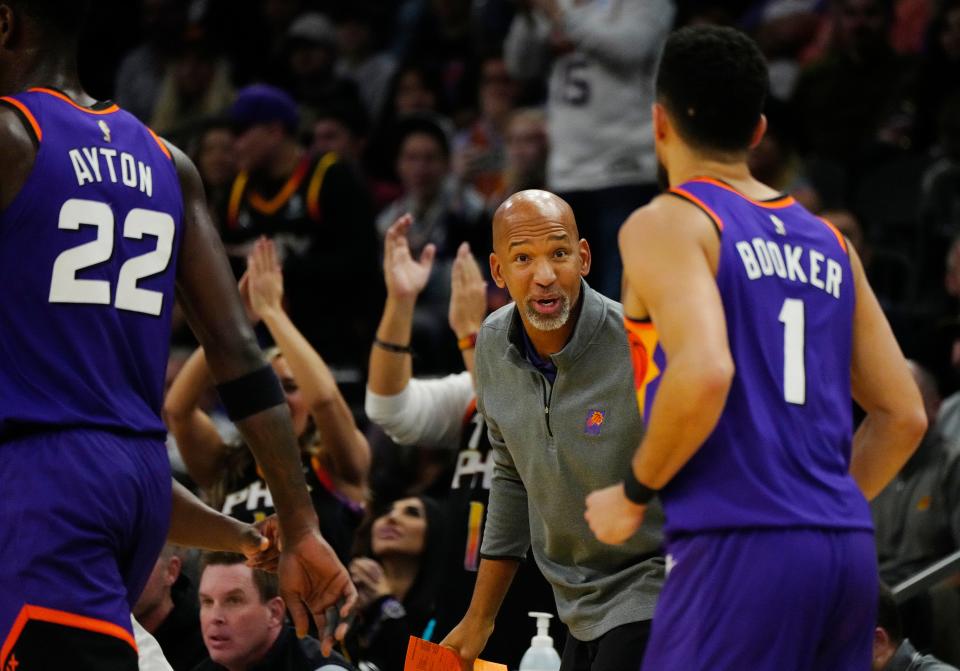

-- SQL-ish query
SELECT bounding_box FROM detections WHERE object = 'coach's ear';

[490,252,506,289]
[749,114,767,150]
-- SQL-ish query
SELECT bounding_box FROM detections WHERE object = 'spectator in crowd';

[191,119,237,227]
[748,0,823,100]
[365,214,558,662]
[165,239,369,563]
[332,4,397,121]
[913,0,960,151]
[366,62,452,181]
[441,191,665,670]
[873,361,960,585]
[376,116,487,372]
[873,583,960,671]
[221,84,380,372]
[487,107,549,208]
[346,496,448,671]
[792,0,917,165]
[503,0,675,298]
[149,27,235,146]
[133,545,207,671]
[393,0,476,93]
[872,361,960,658]
[114,0,188,122]
[194,552,354,671]
[453,55,519,202]
[280,13,364,128]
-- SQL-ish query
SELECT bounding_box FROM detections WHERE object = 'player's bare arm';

[847,241,927,499]
[440,557,519,671]
[163,347,231,489]
[168,141,356,647]
[168,480,269,558]
[585,196,734,544]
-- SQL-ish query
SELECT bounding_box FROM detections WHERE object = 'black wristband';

[623,470,658,505]
[216,365,286,421]
[374,338,413,354]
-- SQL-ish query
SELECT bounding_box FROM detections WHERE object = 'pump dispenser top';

[518,612,560,671]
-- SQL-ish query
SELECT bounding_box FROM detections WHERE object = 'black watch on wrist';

[623,470,658,505]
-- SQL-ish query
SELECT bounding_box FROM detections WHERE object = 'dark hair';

[656,25,769,154]
[394,114,451,160]
[7,0,90,39]
[200,551,279,603]
[877,582,903,644]
[315,100,371,139]
[353,496,449,621]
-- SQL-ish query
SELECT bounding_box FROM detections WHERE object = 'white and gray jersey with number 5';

[504,0,675,192]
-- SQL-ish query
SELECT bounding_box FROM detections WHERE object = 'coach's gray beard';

[524,294,572,331]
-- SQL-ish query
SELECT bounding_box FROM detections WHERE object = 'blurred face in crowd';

[312,118,360,162]
[371,498,427,557]
[835,0,890,55]
[395,70,437,116]
[199,564,284,671]
[198,127,236,189]
[397,132,448,202]
[133,548,180,626]
[174,50,216,101]
[491,191,590,334]
[271,355,310,440]
[506,113,548,178]
[289,41,335,81]
[337,18,372,59]
[234,122,284,173]
[479,58,517,123]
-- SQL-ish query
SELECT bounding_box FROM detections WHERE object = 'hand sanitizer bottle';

[518,612,561,671]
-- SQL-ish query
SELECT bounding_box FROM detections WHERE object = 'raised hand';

[349,557,393,612]
[278,530,358,655]
[245,237,285,321]
[384,214,436,302]
[448,241,487,339]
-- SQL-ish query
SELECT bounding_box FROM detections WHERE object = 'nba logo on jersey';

[584,409,606,436]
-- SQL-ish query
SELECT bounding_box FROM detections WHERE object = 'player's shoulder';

[619,191,715,250]
[0,103,38,209]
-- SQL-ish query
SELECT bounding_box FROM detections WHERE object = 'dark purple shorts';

[0,428,171,668]
[642,528,877,671]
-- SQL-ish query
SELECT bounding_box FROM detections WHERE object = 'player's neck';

[12,51,90,104]
[668,153,779,200]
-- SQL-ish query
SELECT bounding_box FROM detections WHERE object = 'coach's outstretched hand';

[279,530,357,655]
[584,483,646,545]
[440,615,495,671]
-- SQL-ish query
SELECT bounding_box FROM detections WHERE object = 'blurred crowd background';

[64,1,960,669]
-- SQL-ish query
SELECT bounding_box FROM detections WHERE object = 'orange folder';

[404,636,508,671]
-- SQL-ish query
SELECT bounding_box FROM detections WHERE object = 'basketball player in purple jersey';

[0,2,354,669]
[584,26,927,670]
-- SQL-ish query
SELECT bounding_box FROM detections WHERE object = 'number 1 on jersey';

[778,298,806,405]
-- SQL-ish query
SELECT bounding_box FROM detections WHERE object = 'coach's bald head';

[492,190,578,254]
[489,190,590,354]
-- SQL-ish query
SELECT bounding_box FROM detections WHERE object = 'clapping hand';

[384,214,436,302]
[448,242,487,340]
[238,237,285,323]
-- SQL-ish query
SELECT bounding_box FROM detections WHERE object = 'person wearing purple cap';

[220,83,380,376]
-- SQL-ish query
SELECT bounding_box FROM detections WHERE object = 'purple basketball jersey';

[0,89,183,439]
[629,178,871,538]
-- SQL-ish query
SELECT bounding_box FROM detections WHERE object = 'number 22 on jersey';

[48,198,174,316]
